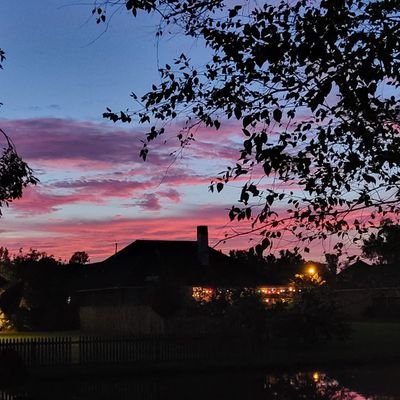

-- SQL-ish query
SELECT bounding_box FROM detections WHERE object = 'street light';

[307,265,316,275]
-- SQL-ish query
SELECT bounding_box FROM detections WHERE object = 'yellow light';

[307,266,316,275]
[312,372,320,382]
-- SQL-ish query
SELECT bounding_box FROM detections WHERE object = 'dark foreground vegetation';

[0,248,85,331]
[0,245,399,391]
[0,320,398,387]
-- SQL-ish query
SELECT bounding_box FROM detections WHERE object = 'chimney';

[197,225,209,266]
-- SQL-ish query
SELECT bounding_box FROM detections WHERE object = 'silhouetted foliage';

[266,249,306,283]
[150,283,184,317]
[276,285,350,345]
[0,249,78,330]
[0,49,38,215]
[362,220,400,265]
[0,129,38,216]
[229,248,307,284]
[187,282,349,343]
[95,0,400,254]
[264,249,304,268]
[69,251,90,265]
[224,292,267,334]
[229,248,268,283]
[0,281,24,316]
[325,253,339,277]
[229,248,263,265]
[0,247,11,267]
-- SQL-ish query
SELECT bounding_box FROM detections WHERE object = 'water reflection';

[264,372,358,399]
[1,366,399,400]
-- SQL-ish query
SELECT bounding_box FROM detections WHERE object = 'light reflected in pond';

[1,366,399,400]
[264,371,360,399]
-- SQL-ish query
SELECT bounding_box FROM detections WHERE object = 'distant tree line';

[0,248,89,331]
[228,248,333,285]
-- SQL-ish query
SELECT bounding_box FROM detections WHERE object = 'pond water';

[2,364,400,399]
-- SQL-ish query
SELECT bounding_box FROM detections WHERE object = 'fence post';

[78,336,84,365]
[30,340,36,367]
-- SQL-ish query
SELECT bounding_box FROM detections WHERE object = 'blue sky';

[0,1,269,261]
[0,1,353,263]
[1,1,172,120]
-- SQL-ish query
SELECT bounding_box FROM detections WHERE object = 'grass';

[337,320,400,359]
[0,331,81,339]
[265,320,400,368]
[1,320,400,371]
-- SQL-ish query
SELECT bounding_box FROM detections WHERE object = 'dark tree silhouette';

[265,249,305,283]
[69,251,90,265]
[0,49,38,215]
[362,220,400,265]
[94,0,400,253]
[9,249,77,330]
[0,129,38,215]
[325,253,339,276]
[229,248,306,284]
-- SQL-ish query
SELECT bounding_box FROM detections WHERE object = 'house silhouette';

[79,226,240,289]
[75,226,253,334]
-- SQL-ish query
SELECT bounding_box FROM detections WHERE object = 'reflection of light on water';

[0,370,392,400]
[264,372,372,400]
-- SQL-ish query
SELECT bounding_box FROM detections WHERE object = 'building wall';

[77,286,195,334]
[334,288,400,317]
[80,304,165,335]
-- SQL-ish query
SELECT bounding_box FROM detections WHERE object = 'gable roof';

[80,239,234,289]
[337,260,400,288]
[103,239,228,268]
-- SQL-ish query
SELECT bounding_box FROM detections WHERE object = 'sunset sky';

[0,1,339,262]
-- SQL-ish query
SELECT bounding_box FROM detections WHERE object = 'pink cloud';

[0,118,169,167]
[158,189,181,202]
[1,118,255,196]
[0,116,360,263]
[8,181,150,216]
[1,207,242,261]
[6,186,98,215]
[1,199,360,263]
[53,179,153,197]
[2,117,249,171]
[2,116,315,176]
[136,193,161,211]
[191,140,241,163]
[9,179,186,216]
[133,189,182,210]
[160,170,210,186]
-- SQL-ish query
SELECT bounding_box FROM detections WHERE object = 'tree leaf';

[273,108,282,123]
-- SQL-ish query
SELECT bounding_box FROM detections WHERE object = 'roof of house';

[103,239,228,268]
[337,260,400,288]
[79,239,239,289]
